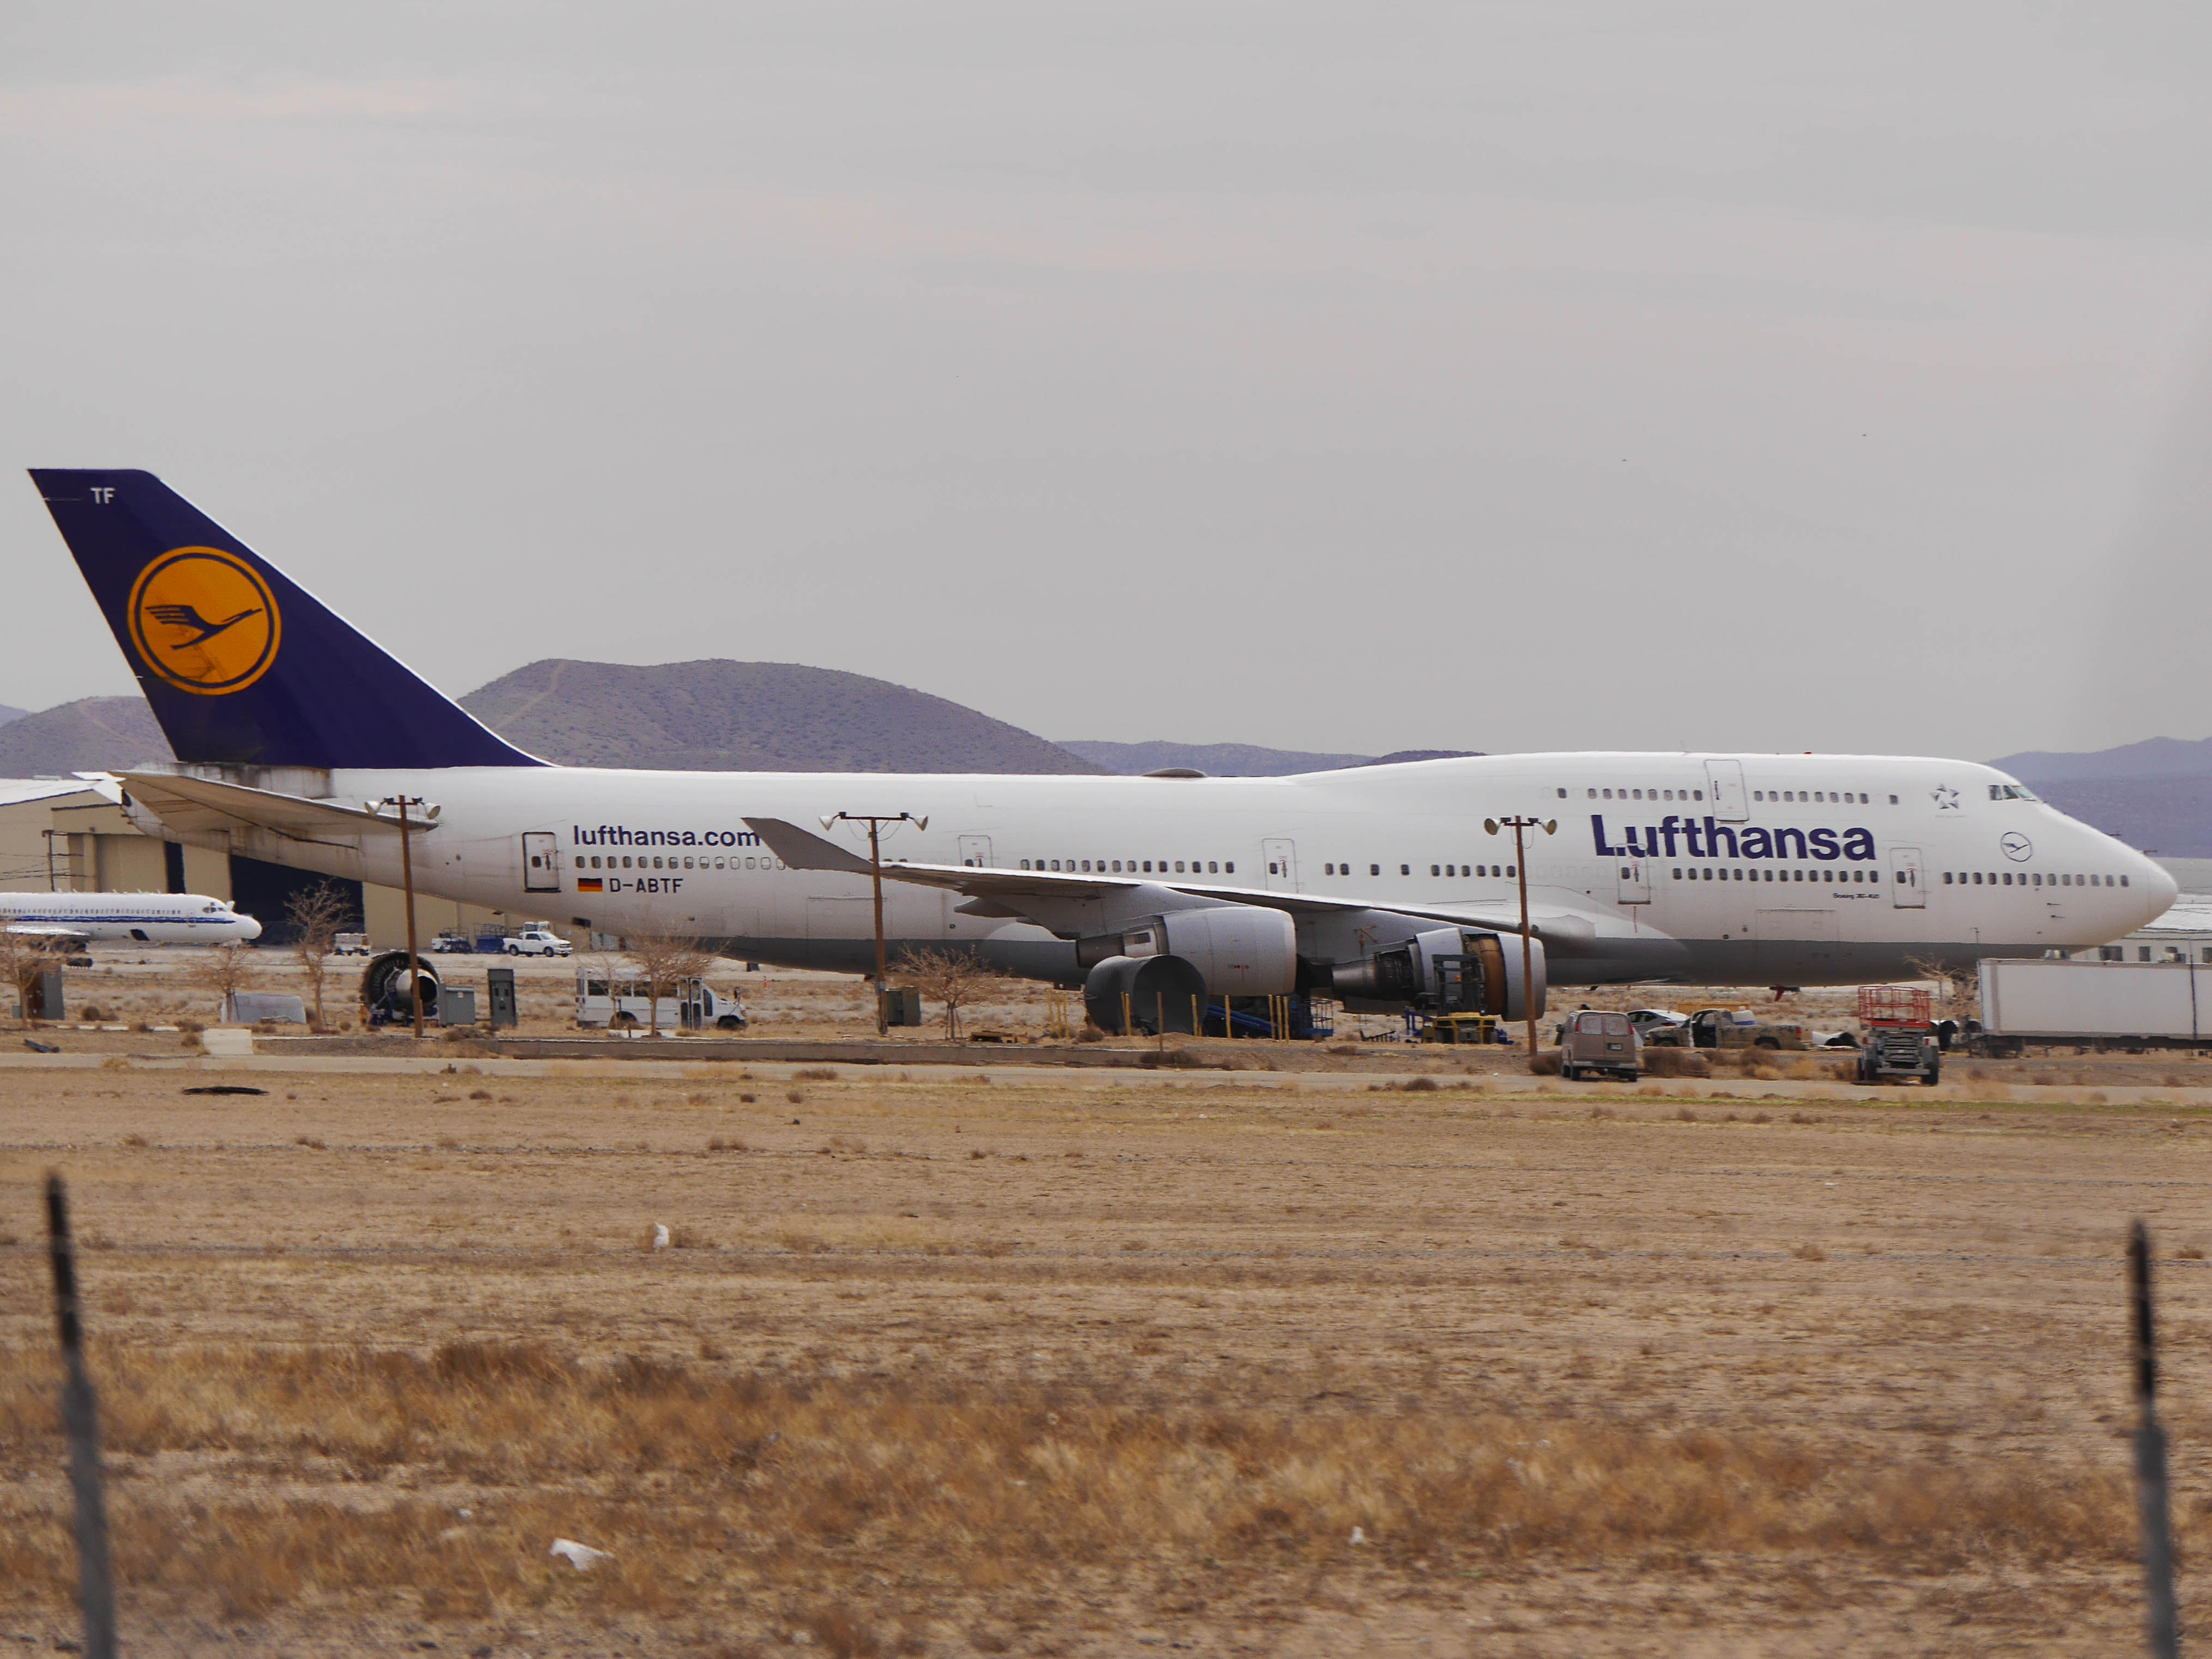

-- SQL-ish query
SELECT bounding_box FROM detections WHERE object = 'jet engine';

[1074,904,1297,997]
[1077,903,1299,1034]
[1331,928,1545,1020]
[360,949,440,1024]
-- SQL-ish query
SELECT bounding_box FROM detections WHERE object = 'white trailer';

[1974,958,2212,1053]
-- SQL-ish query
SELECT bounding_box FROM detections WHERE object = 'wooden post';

[2130,1220,2180,1659]
[45,1174,116,1659]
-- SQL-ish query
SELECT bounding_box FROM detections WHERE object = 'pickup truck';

[502,926,573,958]
[1643,1007,1810,1051]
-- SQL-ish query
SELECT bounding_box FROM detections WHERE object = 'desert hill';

[0,695,173,776]
[1991,737,2212,857]
[458,659,1104,774]
[1062,740,1481,776]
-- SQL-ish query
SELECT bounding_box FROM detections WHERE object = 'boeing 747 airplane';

[26,469,2175,1029]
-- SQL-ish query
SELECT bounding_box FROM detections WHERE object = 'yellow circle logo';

[127,547,281,696]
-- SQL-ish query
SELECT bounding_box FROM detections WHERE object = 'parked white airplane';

[28,469,2177,1030]
[0,889,262,947]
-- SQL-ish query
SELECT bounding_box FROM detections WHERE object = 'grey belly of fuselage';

[710,931,2032,994]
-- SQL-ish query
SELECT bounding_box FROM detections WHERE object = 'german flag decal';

[576,877,604,893]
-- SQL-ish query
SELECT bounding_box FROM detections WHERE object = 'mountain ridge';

[458,659,1105,774]
[1061,739,1481,776]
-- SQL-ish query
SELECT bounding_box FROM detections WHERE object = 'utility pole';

[380,796,427,1039]
[830,811,925,1036]
[1486,814,1556,1059]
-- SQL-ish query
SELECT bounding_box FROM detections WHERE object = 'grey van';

[1560,1010,1639,1082]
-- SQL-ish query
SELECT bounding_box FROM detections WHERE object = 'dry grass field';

[3,1040,2212,1657]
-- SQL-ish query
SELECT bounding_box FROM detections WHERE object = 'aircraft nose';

[238,914,263,941]
[2143,856,2180,913]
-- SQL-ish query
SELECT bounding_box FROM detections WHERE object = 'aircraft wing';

[743,816,1595,940]
[113,771,434,846]
[3,923,90,944]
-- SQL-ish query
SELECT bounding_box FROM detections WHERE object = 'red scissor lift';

[1855,985,1941,1085]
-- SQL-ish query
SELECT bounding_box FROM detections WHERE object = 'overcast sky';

[5,3,2210,760]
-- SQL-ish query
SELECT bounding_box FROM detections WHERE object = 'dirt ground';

[3,1022,2212,1656]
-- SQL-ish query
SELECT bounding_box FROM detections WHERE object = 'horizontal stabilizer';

[116,770,432,845]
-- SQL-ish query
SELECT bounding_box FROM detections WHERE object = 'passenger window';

[1370,864,1380,876]
[1223,862,1233,874]
[1431,865,1441,876]
[1587,789,1597,798]
[1174,861,1185,873]
[1694,790,1703,800]
[1208,862,1218,873]
[1401,864,1410,875]
[1603,789,1613,799]
[1506,865,1515,877]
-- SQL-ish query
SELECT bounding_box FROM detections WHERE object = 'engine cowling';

[1083,954,1208,1034]
[1331,928,1545,1020]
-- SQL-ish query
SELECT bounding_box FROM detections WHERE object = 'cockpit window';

[1987,783,2039,802]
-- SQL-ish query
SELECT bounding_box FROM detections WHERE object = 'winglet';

[744,818,877,876]
[29,469,541,770]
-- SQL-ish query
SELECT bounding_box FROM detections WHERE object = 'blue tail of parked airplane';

[29,469,540,770]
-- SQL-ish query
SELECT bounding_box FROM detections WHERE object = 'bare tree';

[284,881,355,1031]
[625,925,715,1037]
[0,930,56,1027]
[892,947,1002,1040]
[187,940,259,1022]
[1905,954,1979,1026]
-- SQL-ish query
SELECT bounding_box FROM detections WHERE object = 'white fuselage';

[0,890,263,946]
[172,751,2174,990]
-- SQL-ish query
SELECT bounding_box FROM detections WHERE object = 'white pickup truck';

[502,925,573,958]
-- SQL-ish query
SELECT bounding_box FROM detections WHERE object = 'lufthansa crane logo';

[126,547,280,695]
[1999,830,2033,862]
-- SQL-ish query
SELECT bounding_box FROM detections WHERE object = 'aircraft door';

[1704,759,1748,821]
[522,832,560,893]
[1262,838,1298,892]
[1889,845,1925,909]
[957,834,993,868]
[1615,858,1651,905]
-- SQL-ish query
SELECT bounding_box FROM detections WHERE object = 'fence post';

[2131,1219,2180,1659]
[45,1174,117,1659]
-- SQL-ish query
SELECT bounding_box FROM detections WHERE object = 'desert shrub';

[1643,1048,1711,1079]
